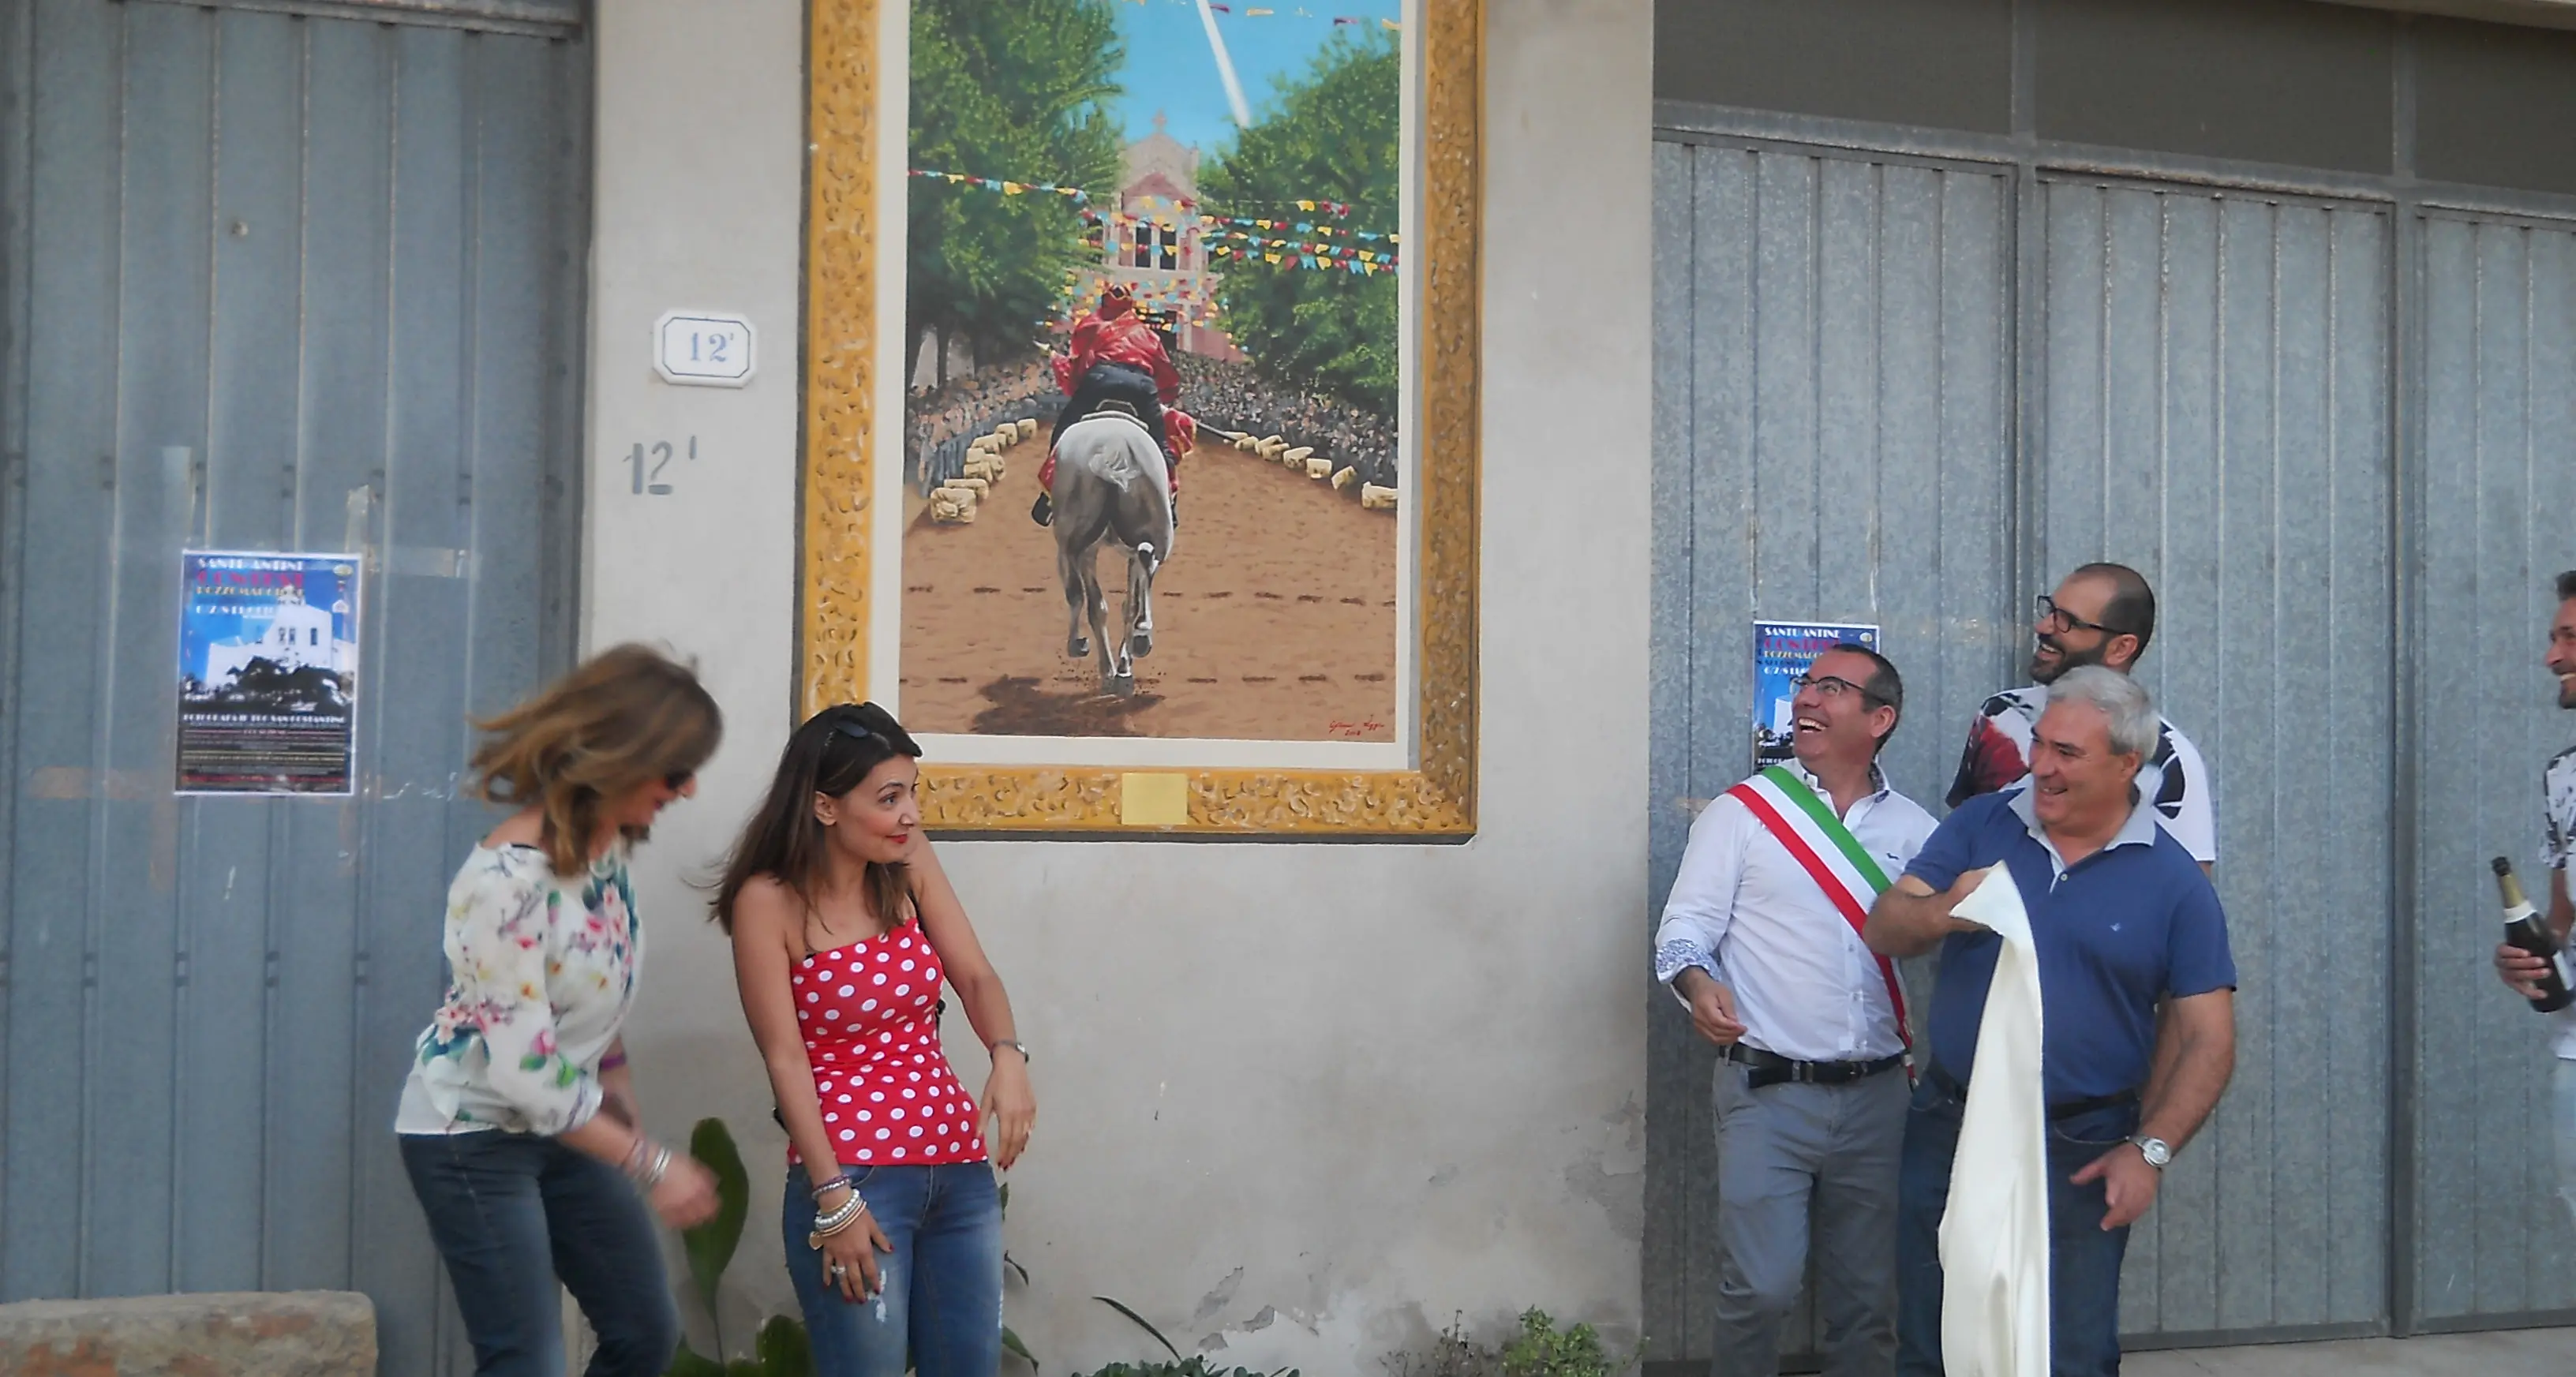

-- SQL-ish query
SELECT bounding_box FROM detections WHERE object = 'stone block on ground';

[0,1291,376,1377]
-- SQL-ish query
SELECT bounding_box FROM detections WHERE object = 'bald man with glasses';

[1948,563,2217,867]
[1653,643,1936,1377]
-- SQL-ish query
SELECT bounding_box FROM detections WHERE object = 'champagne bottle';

[2496,856,2575,1014]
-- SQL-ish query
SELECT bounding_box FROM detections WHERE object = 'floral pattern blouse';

[395,842,642,1137]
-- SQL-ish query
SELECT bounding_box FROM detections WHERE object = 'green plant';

[1496,1309,1626,1377]
[1069,1363,1297,1377]
[1383,1313,1488,1377]
[1384,1310,1636,1377]
[663,1117,800,1377]
[1074,1297,1297,1377]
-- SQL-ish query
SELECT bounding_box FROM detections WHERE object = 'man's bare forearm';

[1866,883,1954,958]
[2139,993,2235,1151]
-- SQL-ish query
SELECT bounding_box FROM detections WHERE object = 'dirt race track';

[895,435,1398,741]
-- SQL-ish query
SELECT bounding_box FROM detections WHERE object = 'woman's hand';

[648,1153,721,1229]
[814,1182,893,1302]
[983,1051,1035,1169]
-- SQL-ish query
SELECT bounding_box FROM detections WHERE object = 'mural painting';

[894,0,1407,744]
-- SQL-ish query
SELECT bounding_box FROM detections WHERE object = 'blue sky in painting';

[1103,0,1402,156]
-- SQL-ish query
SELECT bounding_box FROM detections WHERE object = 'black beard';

[2030,637,2110,685]
[2561,679,2576,711]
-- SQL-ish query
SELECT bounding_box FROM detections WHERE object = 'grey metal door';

[2031,175,2397,1338]
[2409,208,2576,1328]
[0,4,589,1374]
[1645,136,2018,1368]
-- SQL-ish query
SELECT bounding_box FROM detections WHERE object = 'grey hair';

[2046,666,2159,758]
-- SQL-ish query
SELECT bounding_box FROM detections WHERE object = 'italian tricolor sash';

[1723,765,1911,1053]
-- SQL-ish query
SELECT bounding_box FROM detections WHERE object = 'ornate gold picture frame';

[799,0,1481,836]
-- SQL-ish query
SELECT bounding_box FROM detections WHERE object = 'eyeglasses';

[1792,672,1890,707]
[2036,593,2125,638]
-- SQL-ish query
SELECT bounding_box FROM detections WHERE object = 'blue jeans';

[400,1131,680,1377]
[1894,1073,2137,1377]
[784,1162,1005,1377]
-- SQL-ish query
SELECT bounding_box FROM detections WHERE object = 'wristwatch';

[990,1039,1031,1065]
[2129,1135,2173,1169]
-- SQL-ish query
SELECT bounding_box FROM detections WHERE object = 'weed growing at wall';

[1385,1310,1635,1377]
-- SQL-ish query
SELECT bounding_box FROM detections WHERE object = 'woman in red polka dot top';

[713,703,1035,1377]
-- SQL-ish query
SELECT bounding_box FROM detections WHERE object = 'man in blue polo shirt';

[1865,667,2237,1377]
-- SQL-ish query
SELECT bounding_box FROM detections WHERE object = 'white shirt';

[1947,683,2218,863]
[2541,744,2576,1059]
[1653,760,1938,1062]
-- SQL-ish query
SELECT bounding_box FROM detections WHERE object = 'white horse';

[1050,410,1174,697]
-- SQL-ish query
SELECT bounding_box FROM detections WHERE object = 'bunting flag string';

[1097,208,1395,244]
[1114,190,1362,222]
[1196,226,1398,265]
[1066,227,1399,273]
[912,167,1368,222]
[906,167,1094,202]
[1207,243,1396,275]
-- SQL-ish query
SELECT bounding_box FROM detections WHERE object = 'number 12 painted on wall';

[627,437,696,496]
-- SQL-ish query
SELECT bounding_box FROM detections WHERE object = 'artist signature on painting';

[1325,719,1388,739]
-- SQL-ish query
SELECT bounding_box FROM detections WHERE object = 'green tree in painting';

[908,0,1125,384]
[1201,30,1401,417]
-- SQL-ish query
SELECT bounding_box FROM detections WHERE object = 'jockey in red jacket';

[1033,286,1189,527]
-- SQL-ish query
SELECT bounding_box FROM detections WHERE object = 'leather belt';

[1091,399,1140,418]
[1926,1063,2138,1122]
[1724,1042,1905,1090]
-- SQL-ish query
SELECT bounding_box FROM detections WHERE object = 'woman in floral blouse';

[396,644,724,1377]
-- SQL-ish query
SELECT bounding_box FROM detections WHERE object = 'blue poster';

[1752,620,1881,771]
[177,550,363,795]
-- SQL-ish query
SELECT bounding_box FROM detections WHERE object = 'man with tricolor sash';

[1653,642,1935,1377]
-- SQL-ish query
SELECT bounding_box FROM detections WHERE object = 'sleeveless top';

[790,916,987,1167]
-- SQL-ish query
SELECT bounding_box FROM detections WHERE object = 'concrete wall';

[584,0,1655,1368]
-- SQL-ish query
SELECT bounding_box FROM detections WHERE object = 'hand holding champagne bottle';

[2495,856,2575,1013]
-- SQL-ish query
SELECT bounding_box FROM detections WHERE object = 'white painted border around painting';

[867,0,1422,773]
[865,0,911,725]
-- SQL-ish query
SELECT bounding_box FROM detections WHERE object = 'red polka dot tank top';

[789,917,986,1166]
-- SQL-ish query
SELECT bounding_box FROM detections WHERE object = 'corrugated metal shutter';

[2032,176,2397,1337]
[2410,208,2576,1326]
[125,0,582,39]
[0,5,588,1374]
[1646,137,2017,1368]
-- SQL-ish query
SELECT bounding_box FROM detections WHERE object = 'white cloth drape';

[1938,868,2051,1377]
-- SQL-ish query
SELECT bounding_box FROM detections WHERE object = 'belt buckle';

[1790,1061,1817,1084]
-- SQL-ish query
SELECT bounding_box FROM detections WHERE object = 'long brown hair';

[468,644,723,874]
[712,702,923,945]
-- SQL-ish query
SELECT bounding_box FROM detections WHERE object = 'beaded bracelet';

[807,1190,867,1248]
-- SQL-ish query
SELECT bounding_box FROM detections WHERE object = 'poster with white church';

[177,551,361,796]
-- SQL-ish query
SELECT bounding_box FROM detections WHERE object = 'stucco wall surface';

[582,0,1655,1368]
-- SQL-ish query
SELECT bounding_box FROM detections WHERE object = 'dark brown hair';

[711,702,923,945]
[468,644,723,874]
[1829,642,1904,753]
[2072,561,2158,655]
